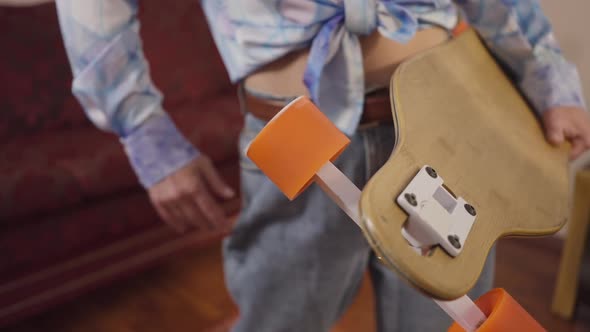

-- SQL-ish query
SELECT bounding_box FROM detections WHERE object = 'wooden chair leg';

[552,170,590,319]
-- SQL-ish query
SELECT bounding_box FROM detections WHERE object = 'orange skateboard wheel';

[452,20,470,37]
[448,288,544,332]
[246,96,350,200]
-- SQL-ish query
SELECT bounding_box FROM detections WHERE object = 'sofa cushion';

[0,5,87,141]
[0,1,231,140]
[0,164,240,286]
[0,97,242,225]
[0,187,240,327]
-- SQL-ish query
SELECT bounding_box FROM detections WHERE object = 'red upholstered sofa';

[0,1,241,326]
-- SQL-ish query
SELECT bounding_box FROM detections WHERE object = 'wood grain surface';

[360,29,570,300]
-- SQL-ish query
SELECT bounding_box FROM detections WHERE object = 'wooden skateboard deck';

[359,29,570,300]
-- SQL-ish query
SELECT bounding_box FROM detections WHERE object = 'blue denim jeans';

[224,101,495,332]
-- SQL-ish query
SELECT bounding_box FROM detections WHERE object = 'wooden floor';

[4,237,590,332]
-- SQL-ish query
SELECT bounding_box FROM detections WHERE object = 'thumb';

[548,129,565,145]
[545,119,566,145]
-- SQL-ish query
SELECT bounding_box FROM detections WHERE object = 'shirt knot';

[343,0,377,35]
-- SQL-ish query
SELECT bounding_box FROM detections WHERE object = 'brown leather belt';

[243,88,392,124]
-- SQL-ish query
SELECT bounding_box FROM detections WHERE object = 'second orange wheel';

[448,288,544,332]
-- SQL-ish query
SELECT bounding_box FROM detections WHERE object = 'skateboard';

[245,29,567,330]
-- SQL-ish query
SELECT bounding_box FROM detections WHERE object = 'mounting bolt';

[404,193,417,206]
[448,234,461,249]
[425,166,438,178]
[464,204,476,216]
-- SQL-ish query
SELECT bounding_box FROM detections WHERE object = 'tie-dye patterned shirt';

[55,0,586,188]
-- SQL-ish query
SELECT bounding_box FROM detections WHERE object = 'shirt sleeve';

[55,0,199,188]
[454,0,587,114]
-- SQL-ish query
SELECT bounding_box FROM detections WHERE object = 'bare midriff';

[244,28,449,97]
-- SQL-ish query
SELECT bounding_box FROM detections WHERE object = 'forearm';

[55,0,198,187]
[455,0,587,114]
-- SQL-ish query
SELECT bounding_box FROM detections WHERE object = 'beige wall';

[540,0,590,107]
[539,2,590,237]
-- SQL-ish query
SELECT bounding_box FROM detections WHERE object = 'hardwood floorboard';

[4,237,589,331]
